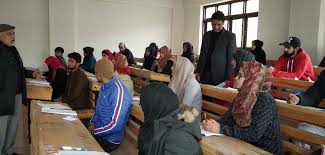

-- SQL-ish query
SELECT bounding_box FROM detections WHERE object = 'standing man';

[118,42,135,66]
[198,11,237,85]
[54,47,67,68]
[0,24,41,155]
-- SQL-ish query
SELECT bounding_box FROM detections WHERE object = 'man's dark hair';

[83,46,94,55]
[55,47,64,53]
[211,11,225,22]
[68,52,82,63]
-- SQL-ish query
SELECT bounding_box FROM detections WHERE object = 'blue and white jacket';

[90,76,132,144]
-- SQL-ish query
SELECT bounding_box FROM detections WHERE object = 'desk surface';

[30,100,103,155]
[26,78,53,100]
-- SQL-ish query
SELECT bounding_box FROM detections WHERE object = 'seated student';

[102,49,113,61]
[54,47,67,68]
[168,56,202,119]
[182,42,195,63]
[118,42,135,66]
[202,61,282,155]
[154,46,174,75]
[60,52,91,110]
[81,46,97,73]
[250,40,266,65]
[45,56,67,100]
[287,70,325,150]
[142,47,158,71]
[88,59,132,152]
[138,83,202,155]
[271,37,315,81]
[320,56,325,67]
[112,53,134,96]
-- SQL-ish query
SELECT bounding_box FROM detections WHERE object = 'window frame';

[202,0,259,49]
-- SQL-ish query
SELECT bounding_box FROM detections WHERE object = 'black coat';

[0,42,33,115]
[198,29,236,85]
[298,70,325,108]
[122,48,135,66]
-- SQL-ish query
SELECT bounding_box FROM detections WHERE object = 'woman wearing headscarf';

[102,49,113,61]
[81,46,97,73]
[168,56,202,120]
[112,53,134,96]
[45,56,67,100]
[138,83,202,155]
[182,42,195,63]
[202,61,282,155]
[154,46,174,75]
[142,47,158,71]
[250,40,266,65]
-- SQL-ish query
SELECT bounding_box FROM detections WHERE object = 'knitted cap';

[95,59,114,79]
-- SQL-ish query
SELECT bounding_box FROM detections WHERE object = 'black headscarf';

[83,46,94,63]
[250,40,266,65]
[182,42,195,63]
[138,83,179,155]
[149,42,159,56]
[319,56,325,67]
[143,47,157,70]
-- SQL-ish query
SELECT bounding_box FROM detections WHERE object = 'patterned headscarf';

[232,61,273,127]
[113,53,131,75]
[157,46,172,72]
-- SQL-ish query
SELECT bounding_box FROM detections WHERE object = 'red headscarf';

[102,49,113,61]
[113,53,131,75]
[45,56,65,81]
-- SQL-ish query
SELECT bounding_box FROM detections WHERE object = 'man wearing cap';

[0,24,41,154]
[271,37,315,81]
[118,42,135,66]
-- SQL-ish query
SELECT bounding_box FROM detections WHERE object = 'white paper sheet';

[132,96,140,101]
[37,103,71,110]
[62,116,78,121]
[54,151,110,155]
[41,108,77,116]
[200,126,223,137]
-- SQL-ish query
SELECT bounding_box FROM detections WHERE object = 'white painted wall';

[257,0,290,61]
[0,0,49,69]
[289,0,321,64]
[49,0,184,61]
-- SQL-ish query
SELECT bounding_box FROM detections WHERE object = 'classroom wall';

[49,0,184,61]
[289,0,322,64]
[0,0,49,69]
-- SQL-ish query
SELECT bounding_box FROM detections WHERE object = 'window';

[202,0,259,49]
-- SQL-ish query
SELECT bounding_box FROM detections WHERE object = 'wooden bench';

[130,67,170,93]
[270,77,325,108]
[201,84,325,155]
[30,100,104,155]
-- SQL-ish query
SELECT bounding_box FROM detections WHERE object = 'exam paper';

[200,126,223,137]
[41,108,77,116]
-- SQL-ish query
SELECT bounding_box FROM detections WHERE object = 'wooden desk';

[200,136,272,155]
[30,100,103,155]
[26,78,53,101]
[129,101,271,155]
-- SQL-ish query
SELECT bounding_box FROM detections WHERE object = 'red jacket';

[273,48,315,81]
